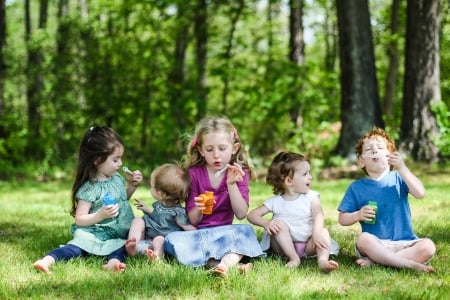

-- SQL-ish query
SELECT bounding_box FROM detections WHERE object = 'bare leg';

[210,253,243,278]
[145,236,164,263]
[101,258,126,273]
[305,228,338,272]
[33,255,55,275]
[270,220,300,268]
[125,218,145,256]
[356,232,435,273]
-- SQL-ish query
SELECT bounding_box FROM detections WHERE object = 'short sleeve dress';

[143,201,191,238]
[67,173,135,255]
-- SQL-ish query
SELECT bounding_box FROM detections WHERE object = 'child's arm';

[388,152,425,198]
[74,200,115,226]
[134,199,152,215]
[177,223,197,231]
[247,205,281,235]
[338,208,374,226]
[227,163,249,219]
[310,197,328,249]
[126,169,143,199]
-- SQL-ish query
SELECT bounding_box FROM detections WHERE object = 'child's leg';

[270,220,300,268]
[305,228,338,272]
[102,246,126,273]
[395,238,436,264]
[33,244,83,274]
[145,235,164,262]
[211,253,243,277]
[125,218,145,256]
[356,232,435,273]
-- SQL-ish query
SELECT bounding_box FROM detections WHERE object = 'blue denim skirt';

[164,224,265,267]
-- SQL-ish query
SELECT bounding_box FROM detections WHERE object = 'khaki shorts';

[355,237,423,258]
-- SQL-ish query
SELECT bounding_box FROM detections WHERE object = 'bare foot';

[210,264,228,278]
[237,263,253,274]
[125,238,137,256]
[414,264,435,273]
[33,260,51,275]
[145,248,160,263]
[101,262,126,273]
[356,257,374,268]
[285,258,301,269]
[318,259,339,273]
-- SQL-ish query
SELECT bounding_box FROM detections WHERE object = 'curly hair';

[355,127,397,175]
[266,151,309,195]
[354,127,397,157]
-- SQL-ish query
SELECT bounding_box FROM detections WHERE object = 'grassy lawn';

[0,164,449,299]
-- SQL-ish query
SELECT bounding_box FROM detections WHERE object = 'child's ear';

[232,143,240,154]
[357,156,365,169]
[284,176,293,186]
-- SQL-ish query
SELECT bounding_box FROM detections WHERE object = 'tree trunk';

[334,0,384,159]
[383,0,401,116]
[0,0,5,138]
[194,0,208,120]
[399,0,441,161]
[288,0,305,129]
[324,0,337,72]
[169,2,190,129]
[25,0,48,158]
[221,0,244,113]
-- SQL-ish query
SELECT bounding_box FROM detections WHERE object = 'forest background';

[0,0,449,182]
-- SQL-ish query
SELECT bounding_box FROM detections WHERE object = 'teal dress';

[67,173,135,255]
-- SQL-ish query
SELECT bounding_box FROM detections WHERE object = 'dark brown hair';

[266,151,309,195]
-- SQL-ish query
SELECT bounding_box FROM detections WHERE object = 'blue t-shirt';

[337,171,417,241]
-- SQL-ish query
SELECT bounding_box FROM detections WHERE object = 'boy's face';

[358,136,390,172]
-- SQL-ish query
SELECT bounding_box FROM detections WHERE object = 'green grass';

[0,165,449,299]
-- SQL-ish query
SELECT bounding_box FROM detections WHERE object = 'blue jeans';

[47,244,126,263]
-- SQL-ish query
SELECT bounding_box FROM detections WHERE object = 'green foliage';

[1,1,448,180]
[431,101,450,158]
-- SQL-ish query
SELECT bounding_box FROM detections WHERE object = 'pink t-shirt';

[186,165,249,228]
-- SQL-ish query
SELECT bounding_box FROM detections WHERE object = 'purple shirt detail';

[186,165,249,228]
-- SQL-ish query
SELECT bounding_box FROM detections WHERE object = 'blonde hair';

[184,116,254,179]
[152,163,190,206]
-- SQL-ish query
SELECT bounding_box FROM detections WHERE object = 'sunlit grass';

[0,164,449,299]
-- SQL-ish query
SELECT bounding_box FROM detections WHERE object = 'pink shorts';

[294,242,307,258]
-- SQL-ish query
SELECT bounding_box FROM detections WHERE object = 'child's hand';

[265,219,282,235]
[313,234,328,250]
[226,163,245,184]
[194,196,207,213]
[134,199,151,214]
[128,170,143,187]
[387,152,406,170]
[359,205,376,222]
[101,204,119,218]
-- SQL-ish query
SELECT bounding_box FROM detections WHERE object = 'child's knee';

[419,238,436,258]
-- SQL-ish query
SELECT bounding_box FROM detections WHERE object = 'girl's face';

[198,131,239,172]
[359,136,390,171]
[96,145,124,180]
[288,161,313,194]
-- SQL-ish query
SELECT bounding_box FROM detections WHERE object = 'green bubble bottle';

[365,201,378,224]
